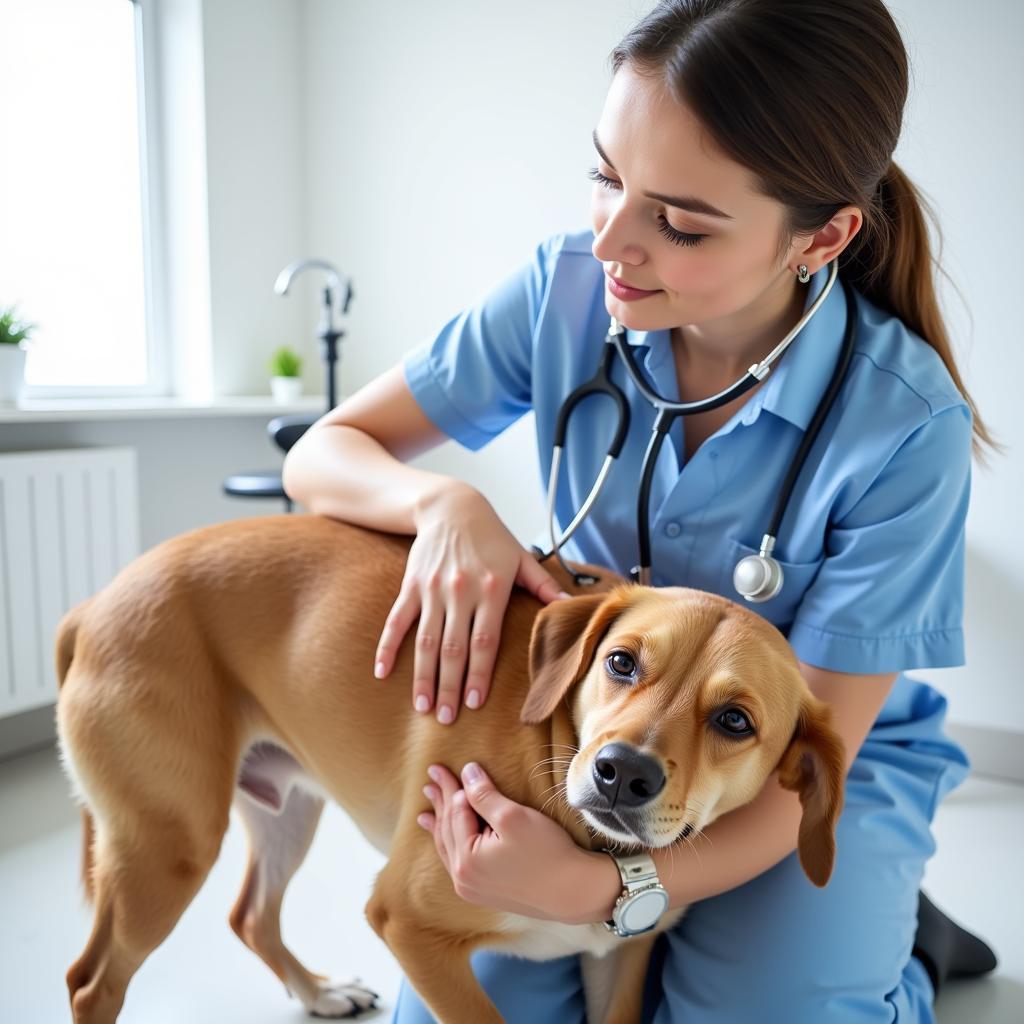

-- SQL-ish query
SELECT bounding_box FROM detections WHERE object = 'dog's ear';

[520,585,634,724]
[775,692,846,887]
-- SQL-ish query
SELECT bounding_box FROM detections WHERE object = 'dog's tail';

[79,808,96,904]
[55,601,86,690]
[55,601,97,903]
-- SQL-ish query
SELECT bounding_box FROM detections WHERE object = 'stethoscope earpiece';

[732,552,784,603]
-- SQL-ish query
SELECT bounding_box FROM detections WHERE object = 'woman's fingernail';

[417,814,431,828]
[374,661,386,678]
[423,785,436,800]
[438,705,454,725]
[427,765,440,782]
[558,591,572,599]
[463,762,483,785]
[465,689,481,709]
[415,695,430,713]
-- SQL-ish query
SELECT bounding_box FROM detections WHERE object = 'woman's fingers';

[412,589,445,715]
[436,577,474,724]
[461,573,512,712]
[375,587,421,680]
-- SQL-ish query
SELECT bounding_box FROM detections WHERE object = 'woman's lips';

[606,273,660,301]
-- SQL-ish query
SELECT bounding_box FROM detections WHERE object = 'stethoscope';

[532,259,857,601]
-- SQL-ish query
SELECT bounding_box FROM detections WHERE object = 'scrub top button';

[664,521,681,538]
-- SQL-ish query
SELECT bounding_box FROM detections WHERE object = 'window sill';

[0,394,335,425]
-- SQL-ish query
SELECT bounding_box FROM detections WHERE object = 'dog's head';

[522,584,845,887]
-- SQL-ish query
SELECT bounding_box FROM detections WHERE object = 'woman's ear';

[775,693,847,887]
[520,585,634,724]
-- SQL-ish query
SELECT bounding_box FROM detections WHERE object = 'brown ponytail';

[611,0,998,460]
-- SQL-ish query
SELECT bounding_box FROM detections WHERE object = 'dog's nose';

[592,743,665,809]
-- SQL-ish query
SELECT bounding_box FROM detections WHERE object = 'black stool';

[223,413,316,512]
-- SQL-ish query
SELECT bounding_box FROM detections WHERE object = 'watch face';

[618,888,669,933]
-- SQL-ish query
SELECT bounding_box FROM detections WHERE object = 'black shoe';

[911,889,998,997]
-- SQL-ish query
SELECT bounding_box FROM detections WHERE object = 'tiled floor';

[1,744,1020,1023]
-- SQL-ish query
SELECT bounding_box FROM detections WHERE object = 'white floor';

[0,744,1021,1024]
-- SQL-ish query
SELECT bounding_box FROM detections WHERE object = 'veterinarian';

[282,1,998,1020]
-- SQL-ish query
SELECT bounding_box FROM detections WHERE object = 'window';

[0,0,162,394]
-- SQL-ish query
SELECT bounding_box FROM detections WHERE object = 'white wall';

[296,0,1022,735]
[201,0,313,396]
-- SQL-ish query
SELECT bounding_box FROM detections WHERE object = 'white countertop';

[0,394,335,424]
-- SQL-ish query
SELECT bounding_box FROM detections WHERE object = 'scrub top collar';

[616,264,850,435]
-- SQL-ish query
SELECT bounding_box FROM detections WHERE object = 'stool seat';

[223,413,316,512]
[223,472,287,499]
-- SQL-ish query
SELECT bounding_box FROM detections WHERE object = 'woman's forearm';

[571,770,804,925]
[282,423,474,533]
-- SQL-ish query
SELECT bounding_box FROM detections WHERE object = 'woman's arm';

[570,663,898,925]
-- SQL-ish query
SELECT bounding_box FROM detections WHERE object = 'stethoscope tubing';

[539,260,858,593]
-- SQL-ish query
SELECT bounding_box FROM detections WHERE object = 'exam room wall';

[299,0,1023,741]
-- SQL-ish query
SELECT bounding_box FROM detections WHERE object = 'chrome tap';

[274,258,354,411]
[274,258,353,335]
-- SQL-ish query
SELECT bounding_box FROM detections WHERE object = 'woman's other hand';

[418,762,603,923]
[373,480,568,724]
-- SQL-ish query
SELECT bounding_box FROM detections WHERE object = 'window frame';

[24,0,171,399]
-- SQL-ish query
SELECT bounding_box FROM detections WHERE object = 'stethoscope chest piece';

[732,551,783,603]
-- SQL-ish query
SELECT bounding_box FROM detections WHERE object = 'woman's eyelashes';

[587,167,708,248]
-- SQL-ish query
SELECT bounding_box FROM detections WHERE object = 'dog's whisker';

[528,757,574,774]
[528,756,574,769]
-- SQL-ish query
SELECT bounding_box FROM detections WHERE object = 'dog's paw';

[308,976,380,1018]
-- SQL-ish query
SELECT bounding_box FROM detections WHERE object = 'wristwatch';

[601,849,669,938]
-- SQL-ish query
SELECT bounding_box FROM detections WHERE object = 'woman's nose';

[592,204,644,267]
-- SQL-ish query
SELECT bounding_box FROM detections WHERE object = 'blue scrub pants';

[390,675,970,1023]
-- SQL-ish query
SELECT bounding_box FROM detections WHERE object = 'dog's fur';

[55,514,845,1023]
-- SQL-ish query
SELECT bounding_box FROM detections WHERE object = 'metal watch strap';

[601,849,667,936]
[607,850,660,891]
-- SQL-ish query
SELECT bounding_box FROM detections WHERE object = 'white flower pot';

[270,376,303,403]
[0,344,28,404]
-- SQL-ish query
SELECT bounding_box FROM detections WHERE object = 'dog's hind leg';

[65,811,227,1024]
[229,783,380,1018]
[58,654,237,1024]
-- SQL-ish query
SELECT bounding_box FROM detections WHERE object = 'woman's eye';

[716,709,755,737]
[587,167,708,249]
[606,651,636,678]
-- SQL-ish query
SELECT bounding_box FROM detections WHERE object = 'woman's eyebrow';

[592,128,734,220]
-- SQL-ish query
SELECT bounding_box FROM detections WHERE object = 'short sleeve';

[788,404,972,675]
[401,236,559,451]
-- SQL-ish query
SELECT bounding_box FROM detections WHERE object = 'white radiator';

[0,447,139,718]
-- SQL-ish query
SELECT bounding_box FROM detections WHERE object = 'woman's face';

[591,65,806,335]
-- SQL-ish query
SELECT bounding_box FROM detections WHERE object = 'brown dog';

[55,514,845,1024]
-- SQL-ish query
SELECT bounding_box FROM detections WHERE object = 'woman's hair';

[611,0,996,458]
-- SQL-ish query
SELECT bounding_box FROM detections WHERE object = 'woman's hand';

[417,761,602,924]
[373,480,568,725]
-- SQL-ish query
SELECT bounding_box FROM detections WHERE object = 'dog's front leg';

[365,849,505,1024]
[365,905,503,1024]
[581,932,659,1024]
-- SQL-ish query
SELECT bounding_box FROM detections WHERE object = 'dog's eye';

[605,651,636,678]
[716,709,755,737]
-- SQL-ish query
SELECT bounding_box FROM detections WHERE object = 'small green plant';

[0,305,35,346]
[269,346,302,377]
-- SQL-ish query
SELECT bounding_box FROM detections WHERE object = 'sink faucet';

[274,258,354,411]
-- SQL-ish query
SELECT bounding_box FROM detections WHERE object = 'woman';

[282,1,997,1020]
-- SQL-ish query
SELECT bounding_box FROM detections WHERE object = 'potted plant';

[0,305,35,404]
[269,346,303,403]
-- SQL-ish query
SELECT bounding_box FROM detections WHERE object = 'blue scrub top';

[402,229,971,715]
